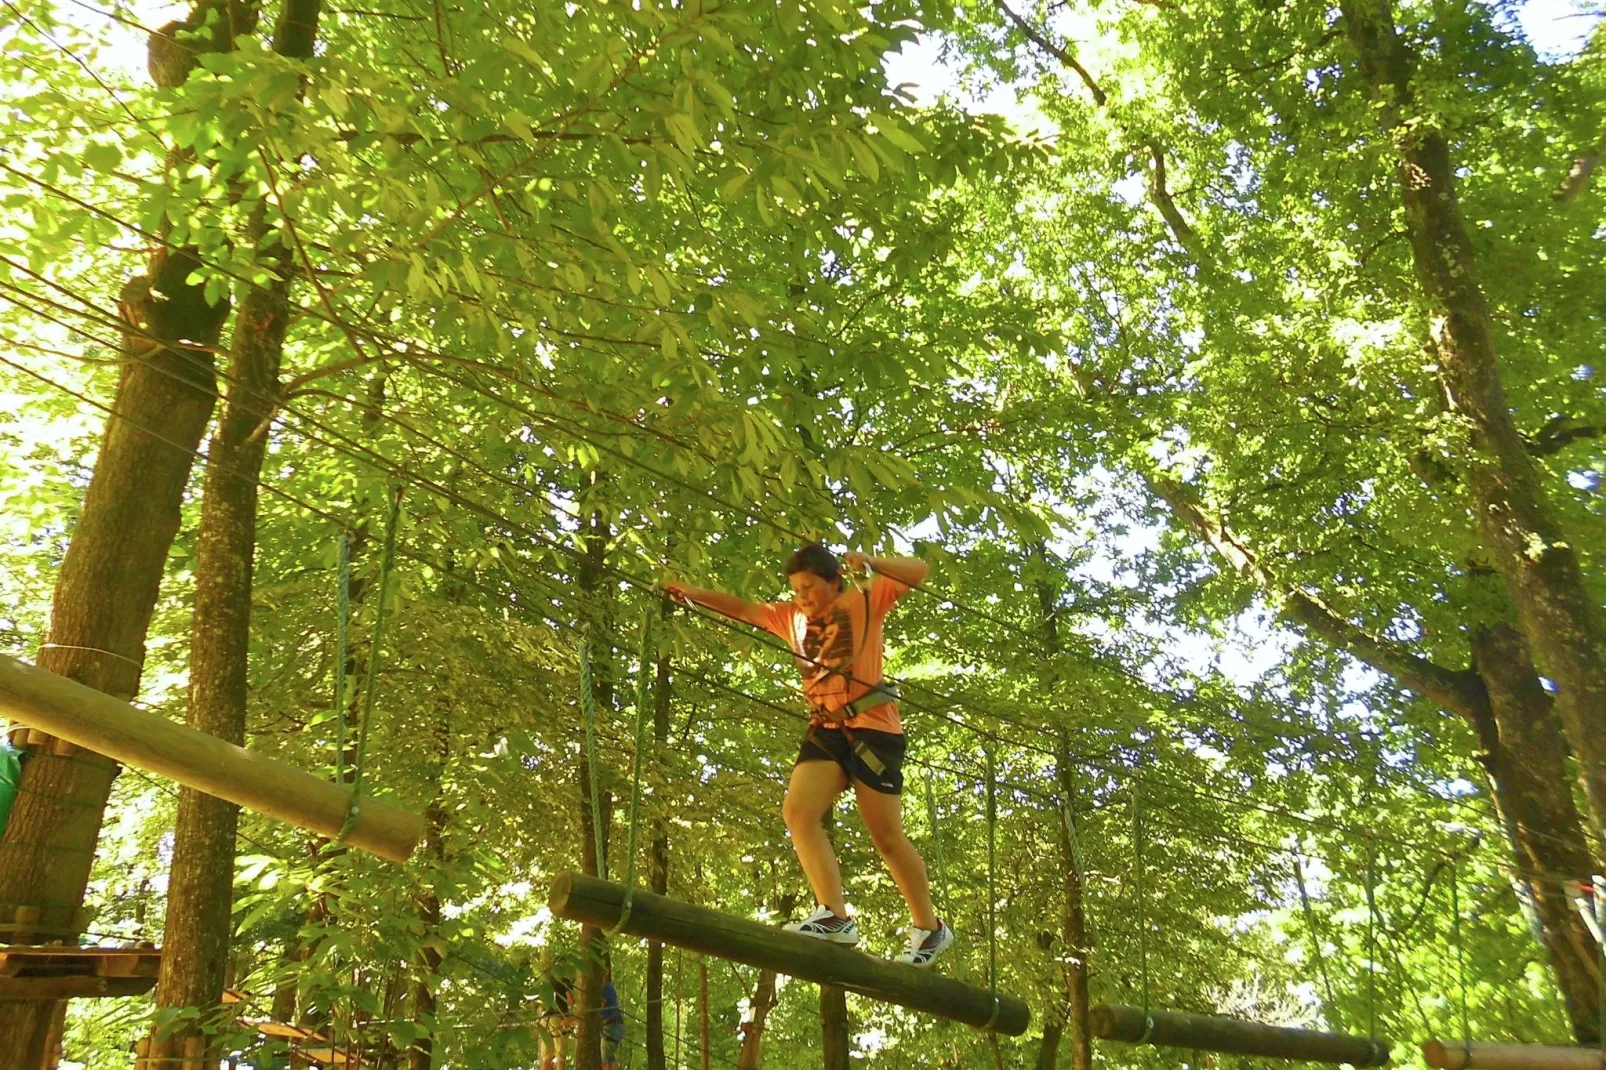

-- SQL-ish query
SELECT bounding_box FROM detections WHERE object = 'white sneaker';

[894,919,955,968]
[783,905,860,945]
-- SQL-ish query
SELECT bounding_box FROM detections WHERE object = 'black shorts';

[796,726,906,795]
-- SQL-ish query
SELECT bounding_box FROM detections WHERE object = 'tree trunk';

[821,984,850,1070]
[1342,0,1606,837]
[1032,570,1093,1070]
[646,640,672,1070]
[1470,625,1601,1044]
[139,5,321,1064]
[405,678,456,1070]
[407,799,447,1070]
[266,936,303,1069]
[0,8,252,1059]
[1051,734,1093,1070]
[736,969,779,1070]
[1150,478,1600,1032]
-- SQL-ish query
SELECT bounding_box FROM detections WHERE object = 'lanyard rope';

[336,487,401,844]
[1451,861,1470,1052]
[1595,874,1604,1055]
[1451,863,1470,1050]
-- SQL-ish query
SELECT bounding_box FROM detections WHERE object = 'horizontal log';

[1091,1003,1391,1067]
[1423,1040,1604,1069]
[0,655,422,863]
[0,974,155,1000]
[548,873,1030,1035]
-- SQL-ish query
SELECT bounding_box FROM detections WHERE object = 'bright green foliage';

[1,0,1602,1066]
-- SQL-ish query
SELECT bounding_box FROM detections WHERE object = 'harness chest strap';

[811,680,902,727]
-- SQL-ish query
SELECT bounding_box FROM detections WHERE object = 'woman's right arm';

[663,582,766,627]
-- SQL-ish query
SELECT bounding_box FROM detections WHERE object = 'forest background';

[0,0,1602,1066]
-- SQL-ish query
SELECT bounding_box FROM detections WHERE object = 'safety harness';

[804,584,901,776]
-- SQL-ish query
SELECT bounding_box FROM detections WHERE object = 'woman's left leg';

[854,781,939,931]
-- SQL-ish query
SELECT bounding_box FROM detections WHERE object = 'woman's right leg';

[783,759,850,915]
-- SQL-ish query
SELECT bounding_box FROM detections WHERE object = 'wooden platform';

[1423,1040,1604,1069]
[0,945,161,1000]
[0,975,155,999]
[224,990,365,1067]
[0,945,161,980]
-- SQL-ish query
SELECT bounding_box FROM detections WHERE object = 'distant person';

[539,957,579,1070]
[601,970,626,1069]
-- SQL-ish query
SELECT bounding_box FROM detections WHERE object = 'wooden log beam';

[548,873,1031,1036]
[0,655,423,863]
[1423,1040,1604,1069]
[1091,1003,1391,1067]
[0,975,155,1000]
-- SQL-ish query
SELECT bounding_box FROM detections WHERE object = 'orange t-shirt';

[754,574,911,733]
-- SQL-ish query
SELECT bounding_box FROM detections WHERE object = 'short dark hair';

[784,542,839,583]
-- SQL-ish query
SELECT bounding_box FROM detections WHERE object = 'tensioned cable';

[0,151,1522,825]
[0,140,1346,755]
[0,44,1552,821]
[0,278,1531,841]
[0,352,1571,890]
[7,357,1582,916]
[0,162,1573,867]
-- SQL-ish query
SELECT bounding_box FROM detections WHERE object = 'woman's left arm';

[845,552,929,589]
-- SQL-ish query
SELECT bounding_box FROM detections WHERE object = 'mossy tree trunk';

[140,2,322,1063]
[1342,0,1606,839]
[0,6,252,1064]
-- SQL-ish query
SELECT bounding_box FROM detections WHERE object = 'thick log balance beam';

[1091,1003,1391,1066]
[1423,1041,1604,1069]
[0,975,155,1000]
[548,872,1030,1035]
[0,655,423,863]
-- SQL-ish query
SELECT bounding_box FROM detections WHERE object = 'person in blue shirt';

[600,969,626,1069]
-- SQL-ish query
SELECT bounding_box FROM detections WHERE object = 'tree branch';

[993,0,1108,105]
[1526,414,1601,457]
[1148,473,1489,719]
[1554,145,1601,202]
[1145,141,1208,266]
[991,0,1214,267]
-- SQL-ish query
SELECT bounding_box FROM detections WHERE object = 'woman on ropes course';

[664,543,954,968]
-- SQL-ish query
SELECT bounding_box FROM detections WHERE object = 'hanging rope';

[1365,838,1378,1043]
[1595,874,1604,1057]
[609,602,657,937]
[983,740,1001,1032]
[1133,780,1153,1043]
[1294,857,1341,1029]
[336,486,402,845]
[333,531,351,784]
[1451,860,1470,1052]
[924,772,950,920]
[1060,792,1087,893]
[579,641,608,881]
